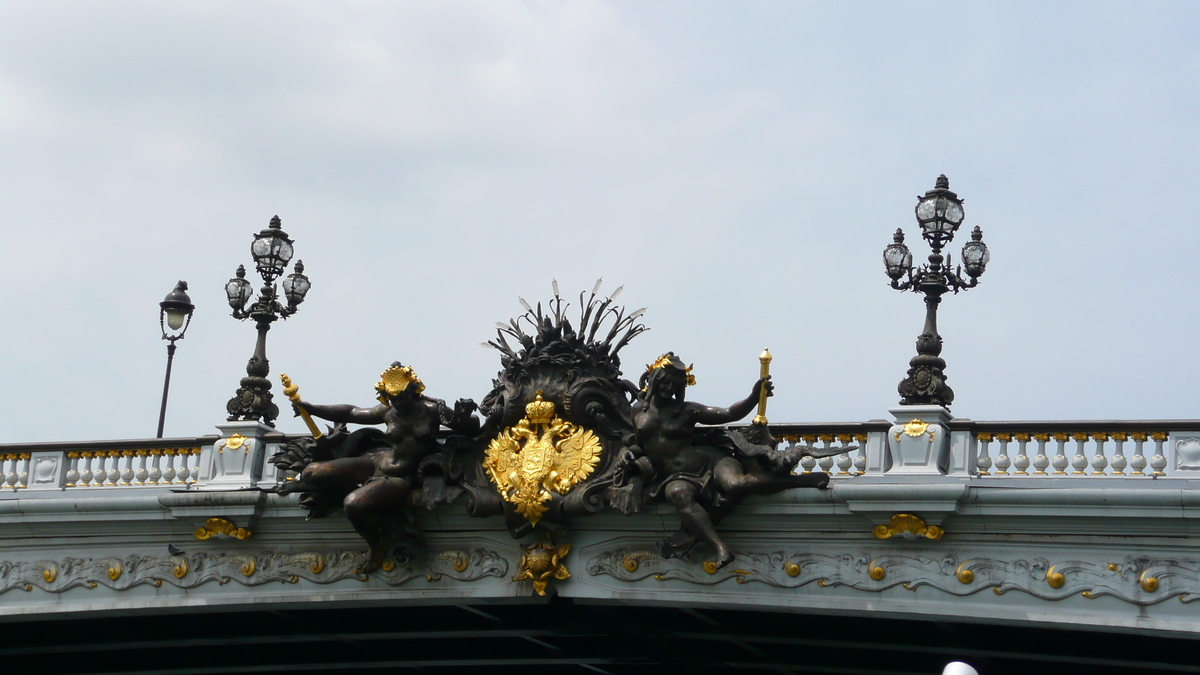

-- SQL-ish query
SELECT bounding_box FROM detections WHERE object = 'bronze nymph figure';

[620,353,830,569]
[273,362,478,571]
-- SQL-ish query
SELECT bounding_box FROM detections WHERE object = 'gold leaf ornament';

[514,538,571,596]
[484,393,602,526]
[374,364,424,400]
[873,513,944,541]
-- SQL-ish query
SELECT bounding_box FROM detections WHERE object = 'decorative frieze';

[0,548,507,595]
[587,547,1200,606]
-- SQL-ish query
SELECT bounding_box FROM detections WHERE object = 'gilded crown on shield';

[525,392,556,425]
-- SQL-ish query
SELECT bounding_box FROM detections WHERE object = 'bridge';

[3,412,1200,674]
[4,183,1198,674]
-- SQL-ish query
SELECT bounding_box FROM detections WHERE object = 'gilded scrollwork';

[586,546,1200,606]
[0,548,507,596]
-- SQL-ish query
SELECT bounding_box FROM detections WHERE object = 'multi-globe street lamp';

[156,281,195,438]
[883,175,990,409]
[224,216,311,427]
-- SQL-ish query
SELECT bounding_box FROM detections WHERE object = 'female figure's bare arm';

[691,377,772,426]
[296,401,388,425]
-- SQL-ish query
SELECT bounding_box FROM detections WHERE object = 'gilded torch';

[753,348,771,426]
[280,373,322,439]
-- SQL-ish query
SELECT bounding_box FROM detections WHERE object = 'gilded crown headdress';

[525,392,557,425]
[647,353,696,386]
[375,363,425,398]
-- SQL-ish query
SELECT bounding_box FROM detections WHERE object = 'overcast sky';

[1,1,1197,443]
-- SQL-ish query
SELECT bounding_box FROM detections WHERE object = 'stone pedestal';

[886,405,952,476]
[198,422,273,489]
[25,452,68,490]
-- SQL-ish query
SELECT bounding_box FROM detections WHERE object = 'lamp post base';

[226,375,279,427]
[897,335,955,408]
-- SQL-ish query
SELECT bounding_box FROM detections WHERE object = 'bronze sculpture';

[617,353,830,569]
[272,363,478,571]
[272,284,845,578]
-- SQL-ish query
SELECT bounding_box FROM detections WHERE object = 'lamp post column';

[881,175,990,476]
[156,341,178,439]
[899,272,952,407]
[223,217,309,428]
[157,281,195,438]
[227,308,280,426]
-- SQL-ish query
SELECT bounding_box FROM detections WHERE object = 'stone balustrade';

[5,417,1200,494]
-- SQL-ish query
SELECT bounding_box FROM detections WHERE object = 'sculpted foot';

[358,546,388,574]
[714,546,735,570]
[786,472,829,489]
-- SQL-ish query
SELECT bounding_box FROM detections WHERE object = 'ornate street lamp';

[224,216,311,426]
[157,281,195,438]
[883,175,990,408]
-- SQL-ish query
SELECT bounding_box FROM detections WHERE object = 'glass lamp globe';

[883,229,913,280]
[282,260,311,308]
[915,175,965,246]
[251,215,295,281]
[225,265,253,311]
[961,226,990,278]
[159,281,195,338]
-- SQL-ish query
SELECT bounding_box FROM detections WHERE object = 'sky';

[0,1,1198,443]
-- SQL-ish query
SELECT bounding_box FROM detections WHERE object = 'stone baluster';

[161,449,177,484]
[1032,433,1049,475]
[78,451,94,487]
[92,452,107,486]
[16,453,29,488]
[106,450,121,485]
[2,454,16,489]
[119,450,135,485]
[1150,432,1168,476]
[1071,433,1089,476]
[975,433,992,475]
[993,433,1012,476]
[145,449,162,485]
[835,434,854,475]
[83,453,98,486]
[1013,433,1030,475]
[854,433,868,475]
[799,435,816,473]
[185,448,200,484]
[96,451,109,486]
[817,435,835,474]
[1052,433,1070,475]
[1091,432,1109,476]
[64,451,80,487]
[133,450,149,485]
[174,449,190,484]
[1109,432,1128,476]
[1129,432,1147,476]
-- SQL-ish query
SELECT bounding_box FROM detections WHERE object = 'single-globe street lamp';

[157,281,195,438]
[224,215,311,427]
[883,175,990,409]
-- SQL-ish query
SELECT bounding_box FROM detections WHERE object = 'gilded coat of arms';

[483,392,602,525]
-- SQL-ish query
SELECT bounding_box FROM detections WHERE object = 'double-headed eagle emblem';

[484,392,602,525]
